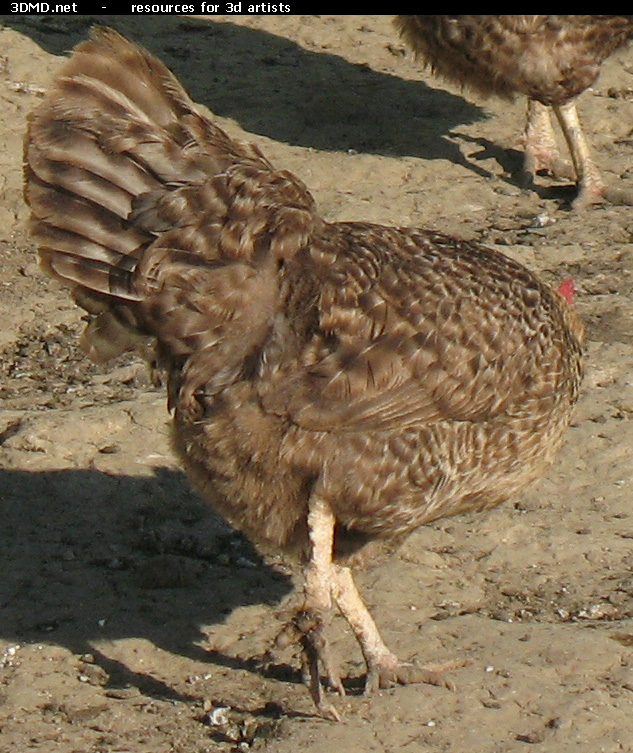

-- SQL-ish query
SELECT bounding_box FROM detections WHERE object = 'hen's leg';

[298,495,345,720]
[553,100,633,208]
[523,99,574,183]
[297,496,454,717]
[332,565,453,694]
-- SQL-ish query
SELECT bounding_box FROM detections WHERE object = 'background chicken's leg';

[554,99,633,207]
[554,100,605,207]
[523,100,575,184]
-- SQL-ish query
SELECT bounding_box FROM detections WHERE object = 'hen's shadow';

[0,465,296,701]
[2,13,485,165]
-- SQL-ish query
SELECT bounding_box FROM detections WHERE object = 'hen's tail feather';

[25,27,318,372]
[25,27,281,299]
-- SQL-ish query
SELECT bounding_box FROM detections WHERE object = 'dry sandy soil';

[1,14,633,753]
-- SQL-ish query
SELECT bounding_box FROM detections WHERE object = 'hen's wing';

[263,223,579,433]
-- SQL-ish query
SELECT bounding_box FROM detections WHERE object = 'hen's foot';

[275,608,344,721]
[296,610,345,693]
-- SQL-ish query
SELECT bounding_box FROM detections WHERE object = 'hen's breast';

[174,223,583,557]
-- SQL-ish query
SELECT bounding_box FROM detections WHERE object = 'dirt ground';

[2,14,633,753]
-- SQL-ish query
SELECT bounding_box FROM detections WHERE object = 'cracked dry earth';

[2,14,633,753]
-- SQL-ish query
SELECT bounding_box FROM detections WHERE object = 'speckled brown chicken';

[396,15,633,207]
[24,28,583,719]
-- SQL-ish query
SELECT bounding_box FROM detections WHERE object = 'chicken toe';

[365,655,455,694]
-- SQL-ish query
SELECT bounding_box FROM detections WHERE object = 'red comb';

[558,278,576,305]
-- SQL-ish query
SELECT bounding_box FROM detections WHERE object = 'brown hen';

[396,15,633,207]
[24,28,583,719]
